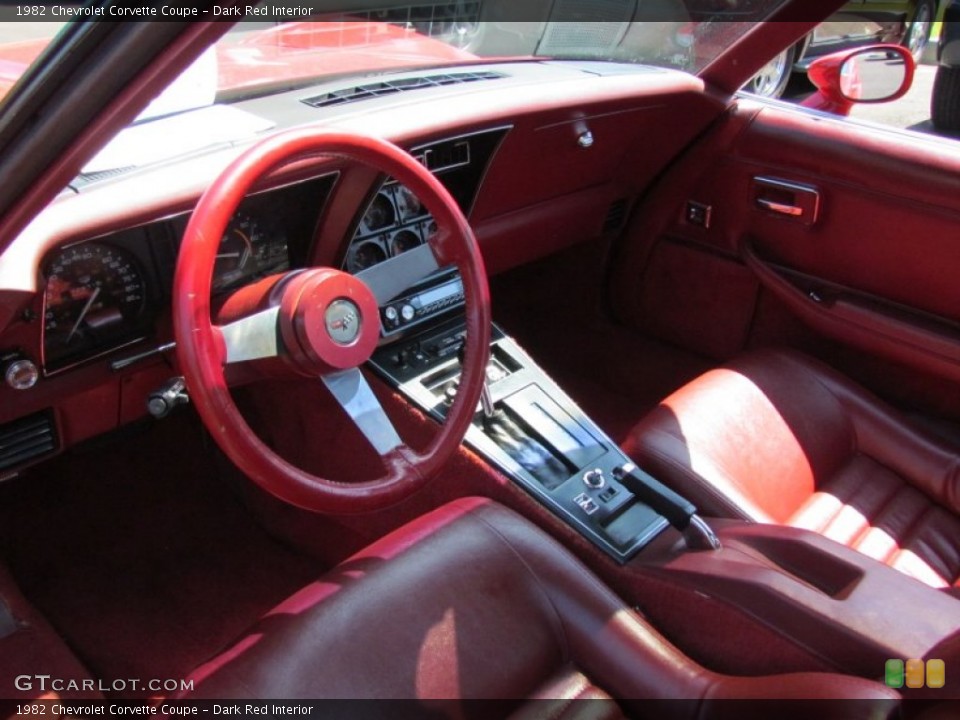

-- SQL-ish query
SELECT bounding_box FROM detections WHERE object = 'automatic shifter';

[613,462,721,551]
[457,343,495,420]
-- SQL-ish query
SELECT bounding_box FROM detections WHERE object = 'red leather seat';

[624,348,960,590]
[183,497,897,717]
[0,562,100,700]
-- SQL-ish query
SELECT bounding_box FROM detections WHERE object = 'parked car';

[932,0,960,128]
[744,0,940,96]
[0,1,958,716]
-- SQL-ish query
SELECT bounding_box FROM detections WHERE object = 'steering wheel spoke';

[354,243,440,305]
[219,306,281,364]
[322,368,403,455]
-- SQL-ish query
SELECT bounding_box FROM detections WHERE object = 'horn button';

[279,269,380,375]
[325,298,362,345]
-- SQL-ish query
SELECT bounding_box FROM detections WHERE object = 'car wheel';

[745,45,796,99]
[904,0,934,62]
[932,65,960,132]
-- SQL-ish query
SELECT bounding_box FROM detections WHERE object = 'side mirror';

[802,44,916,116]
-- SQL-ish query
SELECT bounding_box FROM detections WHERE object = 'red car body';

[0,21,478,104]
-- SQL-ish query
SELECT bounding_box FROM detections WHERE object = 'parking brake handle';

[613,463,721,551]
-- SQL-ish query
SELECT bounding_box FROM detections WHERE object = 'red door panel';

[611,97,960,403]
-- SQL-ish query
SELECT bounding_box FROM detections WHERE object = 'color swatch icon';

[885,658,945,689]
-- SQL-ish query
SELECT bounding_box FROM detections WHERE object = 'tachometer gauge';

[214,214,265,292]
[43,243,145,365]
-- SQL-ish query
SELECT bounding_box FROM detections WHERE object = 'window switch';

[573,492,599,516]
[686,201,711,228]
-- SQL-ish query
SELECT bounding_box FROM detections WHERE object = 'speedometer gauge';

[43,243,146,367]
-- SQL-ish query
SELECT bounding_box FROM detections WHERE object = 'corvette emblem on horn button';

[324,299,362,345]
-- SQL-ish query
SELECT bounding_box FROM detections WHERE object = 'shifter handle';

[613,462,720,550]
[457,342,495,419]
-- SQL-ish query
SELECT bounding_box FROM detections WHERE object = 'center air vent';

[302,71,505,109]
[0,410,57,473]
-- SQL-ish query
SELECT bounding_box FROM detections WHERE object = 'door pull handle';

[755,198,804,217]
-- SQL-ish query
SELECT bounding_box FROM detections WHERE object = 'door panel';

[611,97,960,409]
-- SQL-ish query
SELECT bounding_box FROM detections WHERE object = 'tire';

[904,0,935,62]
[744,45,797,99]
[932,65,960,132]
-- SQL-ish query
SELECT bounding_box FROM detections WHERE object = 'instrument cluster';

[40,175,335,372]
[344,181,438,274]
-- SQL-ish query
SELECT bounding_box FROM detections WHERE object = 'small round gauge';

[362,193,396,232]
[348,241,387,272]
[394,185,423,221]
[424,220,439,243]
[390,230,422,256]
[213,214,266,292]
[43,243,145,363]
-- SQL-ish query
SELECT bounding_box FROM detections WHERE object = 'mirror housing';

[802,44,915,116]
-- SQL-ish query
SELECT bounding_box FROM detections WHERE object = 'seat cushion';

[624,348,960,588]
[183,498,899,717]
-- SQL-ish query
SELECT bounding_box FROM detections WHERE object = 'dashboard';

[38,129,506,375]
[0,59,714,473]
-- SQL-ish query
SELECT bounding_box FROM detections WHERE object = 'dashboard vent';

[73,165,137,189]
[603,198,628,232]
[0,411,57,473]
[302,71,505,108]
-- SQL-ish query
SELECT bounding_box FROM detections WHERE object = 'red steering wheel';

[173,129,491,514]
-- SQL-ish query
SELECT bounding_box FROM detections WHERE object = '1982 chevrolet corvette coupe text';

[0,2,958,718]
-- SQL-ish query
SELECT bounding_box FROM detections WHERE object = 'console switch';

[583,468,605,489]
[573,492,599,516]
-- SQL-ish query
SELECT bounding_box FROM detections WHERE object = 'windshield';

[0,0,790,110]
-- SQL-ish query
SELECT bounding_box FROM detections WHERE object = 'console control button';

[400,304,415,322]
[383,306,399,328]
[583,468,605,489]
[573,492,599,516]
[4,358,38,390]
[443,383,458,404]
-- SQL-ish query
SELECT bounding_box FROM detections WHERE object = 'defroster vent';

[0,410,57,473]
[303,71,505,108]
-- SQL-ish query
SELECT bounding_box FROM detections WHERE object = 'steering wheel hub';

[279,268,380,375]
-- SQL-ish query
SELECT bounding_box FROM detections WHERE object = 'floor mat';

[0,412,324,696]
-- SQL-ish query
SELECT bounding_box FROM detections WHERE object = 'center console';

[350,128,960,689]
[370,316,715,562]
[368,309,960,689]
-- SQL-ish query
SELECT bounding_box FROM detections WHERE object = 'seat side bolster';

[804,365,960,516]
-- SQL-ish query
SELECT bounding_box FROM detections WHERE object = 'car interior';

[0,2,958,717]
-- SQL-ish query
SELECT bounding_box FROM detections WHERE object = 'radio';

[380,276,464,335]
